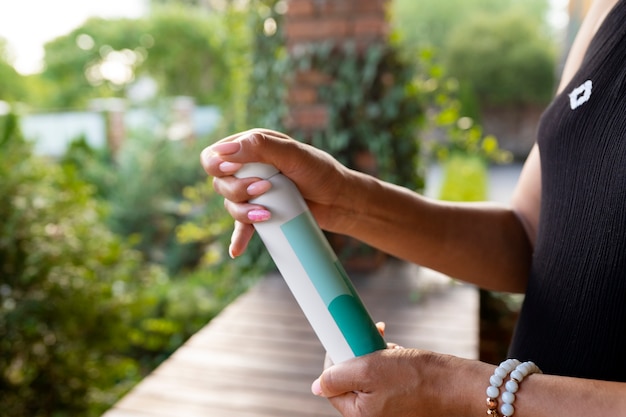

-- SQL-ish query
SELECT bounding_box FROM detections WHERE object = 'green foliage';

[0,114,167,416]
[289,40,426,190]
[61,129,208,275]
[0,113,263,416]
[176,179,274,275]
[247,2,425,190]
[41,18,148,109]
[416,49,512,164]
[38,6,252,110]
[145,5,251,107]
[0,38,27,102]
[439,153,488,202]
[246,0,290,130]
[444,10,557,106]
[391,0,551,51]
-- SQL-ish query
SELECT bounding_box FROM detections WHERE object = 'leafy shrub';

[0,113,168,416]
[439,153,488,202]
[443,10,556,107]
[62,130,208,275]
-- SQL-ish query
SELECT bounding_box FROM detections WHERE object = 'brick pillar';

[284,0,390,136]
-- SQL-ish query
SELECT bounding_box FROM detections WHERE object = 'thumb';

[311,361,364,398]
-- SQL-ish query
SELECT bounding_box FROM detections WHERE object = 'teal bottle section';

[282,211,387,356]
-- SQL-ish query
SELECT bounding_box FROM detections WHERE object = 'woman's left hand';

[311,348,491,417]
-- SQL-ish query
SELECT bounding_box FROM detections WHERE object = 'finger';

[222,198,271,225]
[375,321,386,337]
[229,221,256,258]
[208,129,306,175]
[213,175,272,205]
[312,357,371,398]
[387,343,405,350]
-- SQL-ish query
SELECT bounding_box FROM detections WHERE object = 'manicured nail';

[210,141,241,155]
[246,180,272,196]
[247,209,271,222]
[311,378,323,396]
[219,161,242,173]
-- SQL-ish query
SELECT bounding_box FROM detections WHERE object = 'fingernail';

[247,209,271,222]
[219,161,242,173]
[246,180,271,196]
[200,148,212,166]
[311,378,323,396]
[228,244,236,259]
[210,141,241,155]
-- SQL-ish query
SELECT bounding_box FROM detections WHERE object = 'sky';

[0,0,569,75]
[0,0,148,74]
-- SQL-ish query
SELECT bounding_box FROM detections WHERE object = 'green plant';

[176,178,274,277]
[443,9,556,107]
[288,39,426,191]
[391,0,550,52]
[246,0,290,131]
[246,1,425,191]
[0,113,167,416]
[62,129,208,275]
[439,153,488,202]
[415,48,512,165]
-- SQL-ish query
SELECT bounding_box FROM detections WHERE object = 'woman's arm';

[204,132,533,293]
[311,348,626,417]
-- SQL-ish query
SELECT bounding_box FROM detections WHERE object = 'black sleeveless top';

[508,0,626,382]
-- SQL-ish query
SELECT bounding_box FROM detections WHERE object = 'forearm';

[445,357,626,417]
[333,171,532,292]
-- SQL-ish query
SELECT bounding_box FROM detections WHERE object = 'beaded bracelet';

[500,361,542,417]
[485,359,520,416]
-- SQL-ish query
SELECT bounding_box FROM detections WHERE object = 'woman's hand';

[200,128,358,257]
[310,348,490,417]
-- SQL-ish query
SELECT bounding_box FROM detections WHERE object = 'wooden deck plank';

[103,260,478,417]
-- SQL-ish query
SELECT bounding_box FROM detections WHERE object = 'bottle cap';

[234,163,280,180]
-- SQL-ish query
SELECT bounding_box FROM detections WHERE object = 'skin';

[201,0,626,415]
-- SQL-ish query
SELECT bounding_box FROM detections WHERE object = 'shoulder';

[558,0,620,93]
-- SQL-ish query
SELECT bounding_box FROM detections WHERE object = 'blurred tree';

[39,5,251,110]
[0,113,167,416]
[152,0,201,6]
[41,18,148,109]
[391,0,551,52]
[0,38,27,102]
[443,10,556,107]
[144,5,248,108]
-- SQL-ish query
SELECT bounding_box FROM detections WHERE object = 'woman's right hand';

[200,128,360,257]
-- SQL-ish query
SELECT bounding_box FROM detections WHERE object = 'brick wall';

[284,0,390,135]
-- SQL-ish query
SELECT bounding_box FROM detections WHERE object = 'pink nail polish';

[219,161,242,173]
[311,378,323,396]
[247,209,271,222]
[246,180,272,196]
[210,141,241,155]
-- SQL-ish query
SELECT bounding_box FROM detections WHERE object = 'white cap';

[234,163,280,180]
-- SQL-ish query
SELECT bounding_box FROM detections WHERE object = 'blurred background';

[0,0,585,415]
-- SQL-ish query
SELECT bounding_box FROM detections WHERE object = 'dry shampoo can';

[235,163,386,364]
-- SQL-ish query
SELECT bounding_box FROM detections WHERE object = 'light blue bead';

[505,379,519,393]
[495,366,509,378]
[487,385,499,398]
[502,391,515,404]
[511,370,523,381]
[501,403,515,416]
[490,374,503,387]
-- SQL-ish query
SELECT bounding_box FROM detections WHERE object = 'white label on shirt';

[569,80,593,110]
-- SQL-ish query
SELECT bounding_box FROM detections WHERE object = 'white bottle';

[235,163,386,364]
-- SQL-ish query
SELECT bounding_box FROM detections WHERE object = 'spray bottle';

[235,163,386,364]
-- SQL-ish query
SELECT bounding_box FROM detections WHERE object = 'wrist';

[442,356,496,417]
[328,168,382,236]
